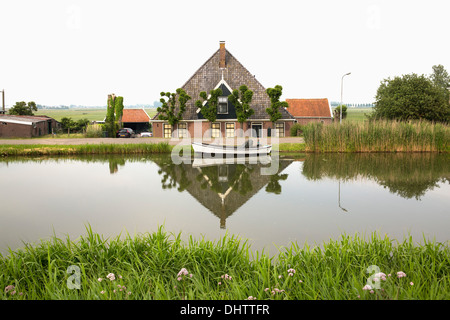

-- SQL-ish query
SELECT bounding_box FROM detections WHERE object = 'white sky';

[1,0,449,107]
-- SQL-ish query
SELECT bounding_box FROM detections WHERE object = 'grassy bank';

[302,120,449,152]
[0,142,306,156]
[0,142,173,156]
[1,227,448,300]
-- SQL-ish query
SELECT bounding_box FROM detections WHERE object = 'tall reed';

[302,120,449,152]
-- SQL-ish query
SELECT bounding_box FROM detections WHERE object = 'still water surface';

[0,153,449,255]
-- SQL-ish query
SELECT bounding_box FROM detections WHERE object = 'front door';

[251,123,262,138]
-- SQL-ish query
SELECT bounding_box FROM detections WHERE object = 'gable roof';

[122,109,150,123]
[153,43,294,121]
[0,114,56,125]
[285,98,333,118]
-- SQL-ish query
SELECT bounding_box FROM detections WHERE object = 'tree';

[333,104,348,120]
[157,88,191,132]
[228,85,254,136]
[195,88,223,124]
[266,85,288,136]
[373,73,450,122]
[115,96,124,129]
[60,117,89,133]
[430,64,450,90]
[105,94,116,137]
[430,64,450,103]
[9,101,37,116]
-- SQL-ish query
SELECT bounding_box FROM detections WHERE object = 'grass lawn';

[344,107,374,122]
[35,108,157,122]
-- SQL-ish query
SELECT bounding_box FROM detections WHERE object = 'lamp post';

[1,89,4,114]
[340,72,351,124]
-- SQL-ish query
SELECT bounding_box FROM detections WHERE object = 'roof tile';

[285,99,332,118]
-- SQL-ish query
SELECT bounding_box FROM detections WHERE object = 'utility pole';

[1,89,4,113]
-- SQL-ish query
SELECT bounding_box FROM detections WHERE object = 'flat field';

[35,108,157,122]
[345,107,374,122]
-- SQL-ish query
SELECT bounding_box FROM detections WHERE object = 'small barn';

[121,109,151,134]
[0,115,61,138]
[285,98,334,125]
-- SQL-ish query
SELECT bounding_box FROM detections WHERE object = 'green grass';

[34,108,157,122]
[345,108,374,123]
[1,227,449,300]
[0,143,173,156]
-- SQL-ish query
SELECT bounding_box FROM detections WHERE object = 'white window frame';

[163,123,172,138]
[217,96,228,114]
[178,122,188,138]
[211,122,221,138]
[275,122,285,137]
[226,122,235,138]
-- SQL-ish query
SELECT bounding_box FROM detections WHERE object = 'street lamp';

[340,72,351,124]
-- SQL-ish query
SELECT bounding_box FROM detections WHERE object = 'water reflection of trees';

[301,153,450,199]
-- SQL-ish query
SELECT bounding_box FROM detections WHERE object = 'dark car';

[116,128,135,138]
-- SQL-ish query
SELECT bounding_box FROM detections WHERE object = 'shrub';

[290,123,304,136]
[85,124,105,138]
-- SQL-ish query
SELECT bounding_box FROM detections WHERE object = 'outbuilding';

[121,109,151,134]
[285,98,334,125]
[0,115,61,138]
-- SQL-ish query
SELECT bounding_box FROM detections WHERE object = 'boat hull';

[192,142,271,156]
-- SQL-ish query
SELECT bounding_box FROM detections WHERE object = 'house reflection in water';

[153,156,293,228]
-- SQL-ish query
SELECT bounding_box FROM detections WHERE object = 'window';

[211,122,221,138]
[217,96,228,114]
[163,123,172,138]
[226,123,235,138]
[178,123,188,138]
[275,122,285,137]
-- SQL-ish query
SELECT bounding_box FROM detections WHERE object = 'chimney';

[219,41,226,69]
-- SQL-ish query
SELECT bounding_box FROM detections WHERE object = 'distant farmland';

[34,107,370,123]
[35,108,157,122]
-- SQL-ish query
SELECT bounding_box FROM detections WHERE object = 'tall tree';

[157,88,191,135]
[373,73,450,122]
[228,85,254,135]
[265,85,288,136]
[430,64,450,90]
[9,101,37,116]
[115,96,124,129]
[430,64,450,103]
[195,88,223,124]
[105,94,116,138]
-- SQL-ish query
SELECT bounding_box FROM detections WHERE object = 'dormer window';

[217,96,228,114]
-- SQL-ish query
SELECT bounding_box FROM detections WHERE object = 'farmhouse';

[0,115,61,138]
[151,41,295,139]
[285,98,334,125]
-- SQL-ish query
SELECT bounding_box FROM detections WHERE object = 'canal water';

[0,153,449,255]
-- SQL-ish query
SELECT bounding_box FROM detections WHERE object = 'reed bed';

[0,143,173,156]
[1,227,449,300]
[302,120,449,152]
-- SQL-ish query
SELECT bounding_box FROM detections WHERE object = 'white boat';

[192,141,272,156]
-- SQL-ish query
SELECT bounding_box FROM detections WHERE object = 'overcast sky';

[1,0,449,107]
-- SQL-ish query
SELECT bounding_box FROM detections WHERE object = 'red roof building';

[285,98,333,124]
[121,109,150,133]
